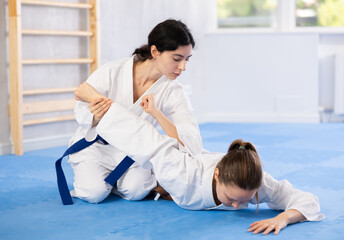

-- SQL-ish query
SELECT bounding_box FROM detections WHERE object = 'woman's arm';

[75,82,112,126]
[75,83,180,142]
[247,172,324,235]
[161,84,203,156]
[75,81,104,103]
[74,64,112,131]
[140,94,184,146]
[75,83,197,149]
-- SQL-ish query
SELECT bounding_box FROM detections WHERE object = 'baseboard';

[319,111,344,123]
[0,141,12,155]
[196,112,320,124]
[0,134,72,155]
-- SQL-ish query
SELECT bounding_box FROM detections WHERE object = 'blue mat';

[1,123,344,240]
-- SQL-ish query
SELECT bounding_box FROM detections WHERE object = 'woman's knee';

[119,184,149,201]
[73,182,112,203]
[118,173,157,200]
[70,160,113,203]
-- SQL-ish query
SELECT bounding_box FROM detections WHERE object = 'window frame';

[214,0,344,34]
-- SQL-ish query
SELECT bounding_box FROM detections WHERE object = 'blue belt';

[55,135,134,205]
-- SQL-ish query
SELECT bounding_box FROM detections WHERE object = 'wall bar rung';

[23,87,76,95]
[22,58,93,65]
[21,0,92,9]
[23,115,75,126]
[23,99,75,114]
[22,29,93,36]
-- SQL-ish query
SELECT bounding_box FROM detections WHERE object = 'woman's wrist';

[92,116,100,127]
[274,213,289,227]
[150,108,162,120]
[277,209,305,225]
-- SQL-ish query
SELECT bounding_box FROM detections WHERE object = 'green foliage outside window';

[317,0,344,26]
[218,0,277,18]
[292,0,344,26]
[218,0,344,27]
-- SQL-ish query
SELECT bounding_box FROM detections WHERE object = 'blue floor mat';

[1,123,343,240]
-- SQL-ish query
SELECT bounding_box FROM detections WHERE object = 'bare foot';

[153,184,173,201]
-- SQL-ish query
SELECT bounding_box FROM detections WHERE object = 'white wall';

[199,32,319,123]
[0,0,10,153]
[0,0,343,155]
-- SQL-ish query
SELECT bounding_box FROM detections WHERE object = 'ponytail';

[227,139,257,153]
[132,44,152,62]
[218,139,262,189]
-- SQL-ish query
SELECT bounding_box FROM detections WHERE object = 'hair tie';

[239,146,246,150]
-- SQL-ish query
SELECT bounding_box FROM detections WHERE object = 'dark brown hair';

[133,19,195,61]
[216,139,263,205]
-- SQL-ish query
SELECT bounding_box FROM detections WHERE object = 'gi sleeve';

[74,63,112,140]
[96,102,178,166]
[249,172,325,221]
[162,83,203,156]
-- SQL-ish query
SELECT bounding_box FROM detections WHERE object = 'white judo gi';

[68,56,202,203]
[96,103,325,221]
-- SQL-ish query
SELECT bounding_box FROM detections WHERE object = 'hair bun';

[133,44,152,61]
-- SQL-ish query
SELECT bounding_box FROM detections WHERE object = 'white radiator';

[334,53,344,115]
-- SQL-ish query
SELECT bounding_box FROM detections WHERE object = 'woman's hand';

[140,94,159,117]
[248,215,288,235]
[248,209,305,235]
[89,98,112,126]
[75,82,103,103]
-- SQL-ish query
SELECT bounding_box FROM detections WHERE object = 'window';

[217,0,278,28]
[217,0,344,29]
[296,0,344,27]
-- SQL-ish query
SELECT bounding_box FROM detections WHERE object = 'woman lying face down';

[75,81,325,236]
